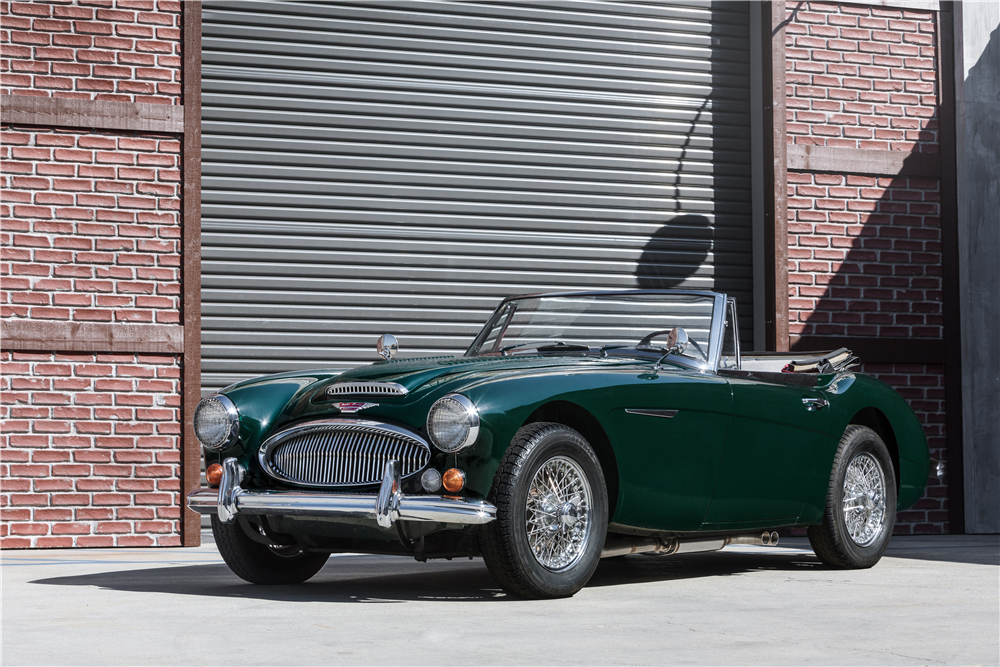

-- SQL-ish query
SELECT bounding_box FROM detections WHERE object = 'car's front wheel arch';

[522,400,619,519]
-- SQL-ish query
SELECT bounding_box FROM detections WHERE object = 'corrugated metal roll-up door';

[200,1,753,391]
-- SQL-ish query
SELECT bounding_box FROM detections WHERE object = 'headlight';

[426,394,480,453]
[193,394,239,451]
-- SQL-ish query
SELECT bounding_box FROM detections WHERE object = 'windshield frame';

[465,289,729,372]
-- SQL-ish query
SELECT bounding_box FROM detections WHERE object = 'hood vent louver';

[326,381,409,397]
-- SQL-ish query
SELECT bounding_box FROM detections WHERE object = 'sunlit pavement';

[2,533,997,666]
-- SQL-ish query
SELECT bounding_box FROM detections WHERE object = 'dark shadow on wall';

[636,3,755,343]
[635,214,713,290]
[788,151,944,344]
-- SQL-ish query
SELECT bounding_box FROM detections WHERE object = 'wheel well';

[523,400,620,518]
[850,407,900,492]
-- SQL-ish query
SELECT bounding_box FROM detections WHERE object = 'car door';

[605,370,732,532]
[703,372,835,528]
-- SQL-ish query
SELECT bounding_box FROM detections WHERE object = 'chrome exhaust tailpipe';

[725,531,779,547]
[601,531,778,558]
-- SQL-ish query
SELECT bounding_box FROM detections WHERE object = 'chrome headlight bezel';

[193,394,240,451]
[426,393,480,453]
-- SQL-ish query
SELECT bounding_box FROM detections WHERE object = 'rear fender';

[825,373,930,510]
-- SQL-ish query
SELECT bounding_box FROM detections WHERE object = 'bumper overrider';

[187,458,497,528]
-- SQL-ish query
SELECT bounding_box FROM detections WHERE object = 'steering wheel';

[638,328,708,362]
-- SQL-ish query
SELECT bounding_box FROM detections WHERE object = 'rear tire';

[211,514,329,584]
[808,425,896,569]
[480,423,608,599]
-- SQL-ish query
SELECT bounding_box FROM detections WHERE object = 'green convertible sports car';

[188,290,932,598]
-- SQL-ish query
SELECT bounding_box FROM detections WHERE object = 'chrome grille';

[326,381,408,397]
[260,419,429,487]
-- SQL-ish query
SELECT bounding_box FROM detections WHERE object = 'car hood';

[221,354,645,445]
[286,353,642,399]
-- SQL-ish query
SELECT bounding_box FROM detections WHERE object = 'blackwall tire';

[807,425,897,569]
[211,514,329,584]
[480,422,608,599]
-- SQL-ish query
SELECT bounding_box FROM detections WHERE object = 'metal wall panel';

[201,1,753,390]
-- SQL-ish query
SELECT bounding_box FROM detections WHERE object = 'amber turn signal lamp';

[206,462,223,487]
[442,468,466,493]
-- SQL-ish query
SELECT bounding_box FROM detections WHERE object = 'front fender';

[454,371,631,498]
[216,373,333,464]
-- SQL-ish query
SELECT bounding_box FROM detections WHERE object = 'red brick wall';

[0,0,182,105]
[0,125,181,323]
[0,351,181,547]
[786,2,946,533]
[1,0,186,548]
[788,172,941,338]
[785,1,938,152]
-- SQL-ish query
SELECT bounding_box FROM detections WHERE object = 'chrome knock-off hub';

[525,456,593,571]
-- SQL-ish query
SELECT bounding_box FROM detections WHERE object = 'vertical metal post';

[937,2,965,534]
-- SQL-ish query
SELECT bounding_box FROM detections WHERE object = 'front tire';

[480,423,608,599]
[808,425,896,568]
[211,515,330,584]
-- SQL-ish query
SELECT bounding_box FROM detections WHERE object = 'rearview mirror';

[376,334,398,360]
[666,327,689,356]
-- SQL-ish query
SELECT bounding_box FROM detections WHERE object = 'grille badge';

[334,401,378,413]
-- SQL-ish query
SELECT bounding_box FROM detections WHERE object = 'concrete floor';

[2,533,998,666]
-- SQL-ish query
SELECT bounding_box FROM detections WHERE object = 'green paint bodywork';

[210,350,930,538]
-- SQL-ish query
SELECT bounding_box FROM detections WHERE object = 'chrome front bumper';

[187,458,496,528]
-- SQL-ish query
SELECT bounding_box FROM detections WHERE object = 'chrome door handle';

[802,397,829,411]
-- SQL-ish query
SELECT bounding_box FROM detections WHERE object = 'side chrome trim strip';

[625,409,679,419]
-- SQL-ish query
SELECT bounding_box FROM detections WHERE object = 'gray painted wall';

[956,1,1000,533]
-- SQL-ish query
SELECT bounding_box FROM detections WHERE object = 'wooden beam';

[0,320,184,354]
[0,94,184,134]
[843,0,940,11]
[181,1,204,548]
[790,335,945,364]
[787,144,941,177]
[763,1,789,352]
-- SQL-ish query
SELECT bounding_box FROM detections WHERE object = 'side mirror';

[376,334,398,360]
[666,327,689,356]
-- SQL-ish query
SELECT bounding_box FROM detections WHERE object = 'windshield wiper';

[497,342,537,355]
[536,342,590,352]
[497,341,589,355]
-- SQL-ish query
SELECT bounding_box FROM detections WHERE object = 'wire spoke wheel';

[808,425,897,569]
[481,423,607,598]
[841,452,887,547]
[524,455,593,571]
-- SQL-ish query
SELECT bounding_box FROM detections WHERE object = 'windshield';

[465,291,722,368]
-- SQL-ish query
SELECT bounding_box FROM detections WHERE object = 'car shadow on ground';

[28,549,824,603]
